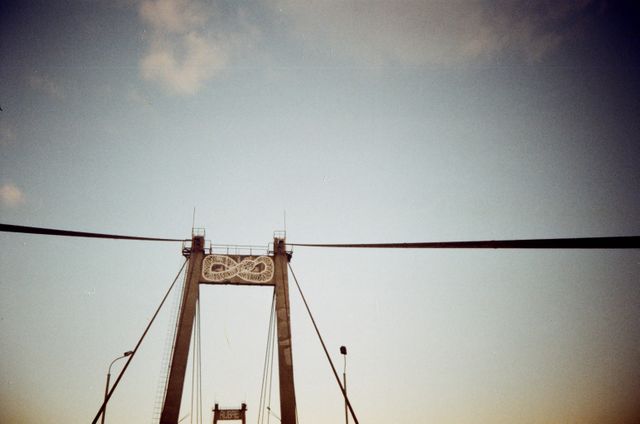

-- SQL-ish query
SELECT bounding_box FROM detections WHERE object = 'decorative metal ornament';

[202,255,274,283]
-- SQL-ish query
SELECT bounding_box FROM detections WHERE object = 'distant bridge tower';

[159,234,297,424]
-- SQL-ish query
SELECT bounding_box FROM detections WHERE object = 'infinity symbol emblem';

[202,255,274,283]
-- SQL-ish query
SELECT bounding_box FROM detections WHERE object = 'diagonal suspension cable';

[288,263,360,424]
[289,236,640,249]
[0,223,186,242]
[91,259,188,424]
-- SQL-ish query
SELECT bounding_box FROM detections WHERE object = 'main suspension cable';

[289,235,640,249]
[5,223,637,249]
[288,264,360,424]
[91,259,188,424]
[0,223,186,242]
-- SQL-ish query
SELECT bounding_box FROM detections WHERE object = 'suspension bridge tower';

[159,234,297,424]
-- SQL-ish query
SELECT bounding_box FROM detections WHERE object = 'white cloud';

[272,0,591,65]
[27,74,65,99]
[141,32,227,95]
[139,0,228,95]
[0,183,25,207]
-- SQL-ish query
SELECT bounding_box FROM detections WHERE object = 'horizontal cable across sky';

[1,223,639,249]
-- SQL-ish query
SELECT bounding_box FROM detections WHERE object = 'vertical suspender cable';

[189,299,202,424]
[267,293,276,424]
[190,313,196,424]
[266,296,276,424]
[197,300,203,424]
[190,299,204,424]
[258,290,276,424]
[288,264,360,424]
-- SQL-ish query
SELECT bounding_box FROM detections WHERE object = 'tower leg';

[160,236,205,424]
[274,238,297,424]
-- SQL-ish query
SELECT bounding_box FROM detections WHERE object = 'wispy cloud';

[273,0,591,65]
[0,183,26,207]
[136,1,587,91]
[140,0,208,33]
[139,0,229,95]
[27,73,65,99]
[127,88,153,107]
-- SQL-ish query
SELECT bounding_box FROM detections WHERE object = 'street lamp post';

[102,351,133,424]
[340,346,348,424]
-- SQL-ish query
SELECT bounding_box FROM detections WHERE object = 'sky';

[1,0,639,423]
